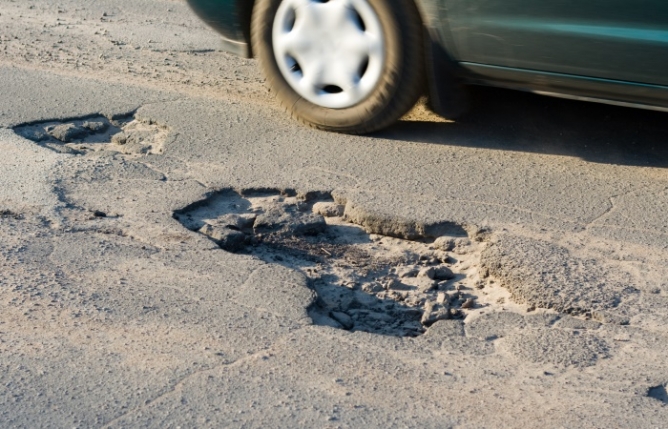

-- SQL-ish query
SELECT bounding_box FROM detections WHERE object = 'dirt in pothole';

[174,189,518,337]
[14,113,168,156]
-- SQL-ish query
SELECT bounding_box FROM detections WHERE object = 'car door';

[442,0,668,86]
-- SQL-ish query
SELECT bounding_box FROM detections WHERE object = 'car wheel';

[252,0,424,134]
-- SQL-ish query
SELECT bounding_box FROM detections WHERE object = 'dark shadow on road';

[380,86,668,168]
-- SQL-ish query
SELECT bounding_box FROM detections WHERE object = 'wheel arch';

[412,0,470,117]
[238,0,255,56]
[241,0,467,117]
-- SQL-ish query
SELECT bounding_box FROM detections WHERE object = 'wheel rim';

[272,0,385,109]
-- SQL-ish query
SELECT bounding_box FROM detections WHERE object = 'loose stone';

[48,123,88,142]
[384,278,404,290]
[433,266,455,280]
[461,298,475,309]
[362,282,385,294]
[83,121,108,132]
[421,302,450,325]
[199,224,248,251]
[418,267,435,279]
[398,266,420,278]
[330,311,354,330]
[433,237,456,251]
[312,202,344,218]
[111,132,127,145]
[417,278,437,293]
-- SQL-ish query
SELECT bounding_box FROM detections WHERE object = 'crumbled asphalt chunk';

[417,279,437,294]
[480,235,638,317]
[433,236,455,251]
[421,302,450,326]
[342,201,467,240]
[174,189,487,337]
[398,267,419,278]
[452,238,472,254]
[253,204,326,237]
[47,123,89,142]
[111,132,127,145]
[199,224,248,252]
[418,267,435,279]
[433,266,454,280]
[290,213,327,236]
[461,298,475,309]
[330,311,354,330]
[313,202,344,218]
[469,226,493,242]
[83,121,108,132]
[122,130,155,153]
[216,213,256,230]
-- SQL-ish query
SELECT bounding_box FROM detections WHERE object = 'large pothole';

[174,189,506,337]
[14,113,168,156]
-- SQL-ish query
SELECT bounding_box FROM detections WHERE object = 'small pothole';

[14,113,168,156]
[648,384,668,404]
[0,209,23,220]
[174,189,500,337]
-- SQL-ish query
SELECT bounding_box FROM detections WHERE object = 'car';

[186,0,668,134]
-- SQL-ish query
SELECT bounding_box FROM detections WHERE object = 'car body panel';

[462,62,668,110]
[443,0,668,86]
[186,0,251,57]
[186,0,668,110]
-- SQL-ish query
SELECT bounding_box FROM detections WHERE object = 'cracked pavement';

[2,0,668,427]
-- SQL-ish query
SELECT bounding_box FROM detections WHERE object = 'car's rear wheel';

[252,0,424,134]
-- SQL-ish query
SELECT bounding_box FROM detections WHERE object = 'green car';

[187,0,668,133]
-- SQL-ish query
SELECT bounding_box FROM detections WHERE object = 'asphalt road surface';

[2,1,668,427]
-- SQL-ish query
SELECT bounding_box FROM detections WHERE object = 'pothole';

[14,113,168,156]
[0,209,23,220]
[648,384,668,404]
[174,189,508,337]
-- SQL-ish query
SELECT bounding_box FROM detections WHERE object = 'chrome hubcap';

[272,0,385,109]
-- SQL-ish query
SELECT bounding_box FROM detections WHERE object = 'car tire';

[252,0,425,134]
